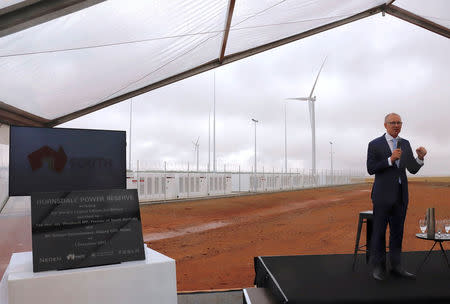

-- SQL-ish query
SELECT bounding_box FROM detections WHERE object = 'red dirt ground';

[1,181,449,292]
[140,181,450,291]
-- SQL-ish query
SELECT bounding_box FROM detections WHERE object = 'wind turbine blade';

[286,97,310,101]
[195,136,199,146]
[309,56,327,99]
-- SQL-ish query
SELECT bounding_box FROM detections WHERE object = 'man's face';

[384,114,402,138]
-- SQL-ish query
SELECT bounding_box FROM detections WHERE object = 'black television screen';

[9,126,126,196]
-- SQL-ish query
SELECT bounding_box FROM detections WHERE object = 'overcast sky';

[58,11,450,176]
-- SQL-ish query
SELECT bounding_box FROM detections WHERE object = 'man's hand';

[391,148,402,162]
[416,147,427,160]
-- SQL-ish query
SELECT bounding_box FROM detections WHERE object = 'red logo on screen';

[28,146,67,172]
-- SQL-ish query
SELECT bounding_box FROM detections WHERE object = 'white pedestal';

[0,245,177,304]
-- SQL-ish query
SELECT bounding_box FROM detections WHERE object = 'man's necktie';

[392,138,400,167]
[393,138,401,184]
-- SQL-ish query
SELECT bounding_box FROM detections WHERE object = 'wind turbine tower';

[286,57,326,175]
[193,137,200,171]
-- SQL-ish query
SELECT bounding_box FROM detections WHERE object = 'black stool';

[352,210,373,270]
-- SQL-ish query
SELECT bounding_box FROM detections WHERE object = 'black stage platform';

[251,251,450,304]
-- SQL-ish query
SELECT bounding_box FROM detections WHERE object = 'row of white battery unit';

[127,172,232,201]
[246,173,352,191]
[127,172,355,202]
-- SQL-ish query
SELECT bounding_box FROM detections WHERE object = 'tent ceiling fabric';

[0,0,107,38]
[394,0,450,29]
[225,0,387,56]
[0,0,448,127]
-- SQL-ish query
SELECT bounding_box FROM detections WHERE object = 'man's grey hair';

[385,113,401,123]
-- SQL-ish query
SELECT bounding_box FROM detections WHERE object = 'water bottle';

[426,208,435,239]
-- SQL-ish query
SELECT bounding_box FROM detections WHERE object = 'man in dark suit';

[367,113,427,281]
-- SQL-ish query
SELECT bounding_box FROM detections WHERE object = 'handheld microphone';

[396,138,402,150]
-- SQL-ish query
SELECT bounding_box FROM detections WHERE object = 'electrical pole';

[128,98,133,171]
[252,118,258,192]
[208,112,210,172]
[330,141,334,185]
[284,102,287,173]
[213,71,216,172]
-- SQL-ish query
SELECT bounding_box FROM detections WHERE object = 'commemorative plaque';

[31,189,145,272]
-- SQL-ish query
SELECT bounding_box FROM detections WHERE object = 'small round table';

[415,233,450,273]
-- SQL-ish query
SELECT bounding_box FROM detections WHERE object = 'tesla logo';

[66,253,85,260]
[28,146,67,172]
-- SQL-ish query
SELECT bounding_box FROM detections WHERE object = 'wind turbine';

[286,57,326,176]
[192,137,200,171]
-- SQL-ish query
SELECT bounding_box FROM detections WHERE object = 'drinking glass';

[436,220,443,238]
[419,219,427,234]
[445,219,450,235]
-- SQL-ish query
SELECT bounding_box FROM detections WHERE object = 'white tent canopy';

[0,0,448,127]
